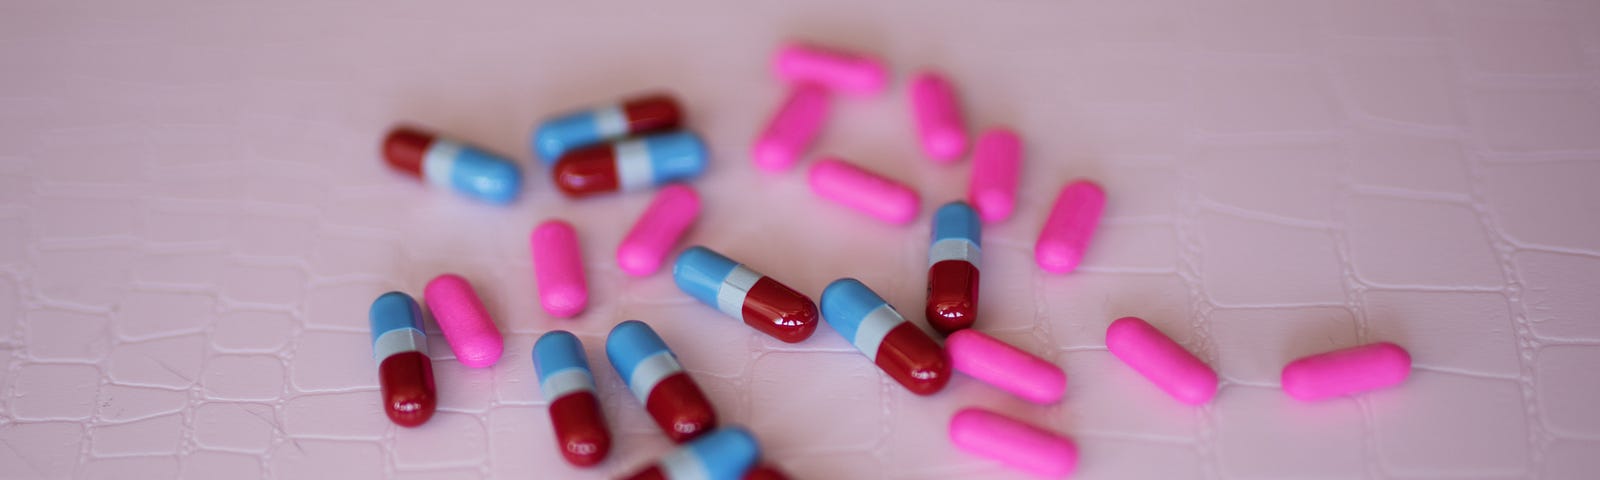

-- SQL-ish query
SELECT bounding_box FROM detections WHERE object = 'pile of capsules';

[372,41,1414,480]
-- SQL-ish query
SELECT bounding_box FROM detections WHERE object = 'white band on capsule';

[615,139,654,191]
[422,140,461,189]
[593,105,629,138]
[853,304,905,359]
[372,328,426,365]
[627,351,684,405]
[658,446,711,480]
[539,367,596,402]
[928,238,981,268]
[716,265,763,320]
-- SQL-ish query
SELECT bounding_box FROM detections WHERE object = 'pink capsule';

[532,220,589,318]
[967,129,1022,223]
[753,84,830,173]
[1035,179,1105,274]
[947,330,1065,404]
[773,42,888,97]
[808,158,919,225]
[910,71,968,162]
[422,274,504,368]
[1282,342,1411,402]
[1105,316,1217,405]
[618,184,701,277]
[949,408,1078,478]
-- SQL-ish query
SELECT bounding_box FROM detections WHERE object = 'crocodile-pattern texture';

[2,1,1598,478]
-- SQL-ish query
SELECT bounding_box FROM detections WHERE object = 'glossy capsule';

[947,329,1065,404]
[423,274,503,368]
[369,292,437,427]
[926,201,982,335]
[619,184,702,277]
[1106,316,1217,405]
[968,128,1022,223]
[619,427,760,480]
[753,84,829,172]
[741,465,793,480]
[532,220,588,318]
[809,158,920,225]
[533,93,684,164]
[950,408,1078,477]
[673,246,820,343]
[820,278,951,395]
[606,320,718,443]
[1282,342,1411,402]
[1036,179,1105,273]
[383,126,522,204]
[910,70,968,162]
[552,131,708,198]
[533,331,611,467]
[773,42,888,97]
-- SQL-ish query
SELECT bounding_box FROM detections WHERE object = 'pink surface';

[2,0,1599,478]
[617,184,701,277]
[1282,342,1412,402]
[947,329,1066,405]
[422,274,504,369]
[808,158,921,225]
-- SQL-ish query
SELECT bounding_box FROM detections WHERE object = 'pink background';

[3,0,1600,478]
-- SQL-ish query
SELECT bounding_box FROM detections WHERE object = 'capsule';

[741,465,793,480]
[753,84,830,173]
[820,279,951,395]
[1036,179,1105,273]
[422,274,503,368]
[369,292,437,427]
[808,158,920,225]
[606,320,718,443]
[926,202,982,335]
[382,126,522,204]
[619,427,760,480]
[673,246,820,343]
[967,129,1022,223]
[533,94,684,164]
[531,220,588,318]
[552,131,708,198]
[949,408,1078,477]
[1282,342,1411,402]
[533,331,611,467]
[619,184,702,277]
[1105,316,1217,405]
[947,330,1065,404]
[773,42,888,97]
[910,70,968,162]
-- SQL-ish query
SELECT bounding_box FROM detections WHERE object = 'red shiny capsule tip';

[552,145,620,197]
[744,277,820,343]
[382,127,434,178]
[549,391,611,467]
[743,465,794,480]
[925,260,980,336]
[645,373,718,443]
[379,351,437,427]
[875,322,952,395]
[623,95,684,134]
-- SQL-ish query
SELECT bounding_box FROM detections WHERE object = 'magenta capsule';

[532,220,589,318]
[753,84,830,173]
[422,274,504,368]
[773,42,888,97]
[1105,316,1217,405]
[948,330,1066,404]
[949,408,1078,477]
[808,158,920,225]
[910,70,968,162]
[618,184,701,277]
[1036,179,1105,273]
[967,129,1022,223]
[1282,342,1411,401]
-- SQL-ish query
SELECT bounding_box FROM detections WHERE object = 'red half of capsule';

[644,372,718,443]
[623,95,684,134]
[743,277,820,343]
[378,351,437,427]
[926,260,980,336]
[743,465,794,480]
[621,465,668,480]
[552,145,620,197]
[875,323,952,395]
[549,391,611,467]
[383,127,434,178]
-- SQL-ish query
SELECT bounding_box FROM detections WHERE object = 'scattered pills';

[1282,342,1411,402]
[820,278,951,395]
[949,407,1078,478]
[606,320,718,443]
[808,157,920,225]
[968,128,1022,223]
[422,274,503,368]
[1105,316,1217,405]
[619,184,702,276]
[910,70,968,162]
[532,331,611,467]
[773,42,888,96]
[673,246,820,343]
[369,292,437,427]
[947,329,1065,404]
[531,220,589,318]
[926,201,982,335]
[1035,179,1104,274]
[552,131,708,198]
[383,126,523,204]
[533,93,683,164]
[619,427,760,480]
[753,84,830,172]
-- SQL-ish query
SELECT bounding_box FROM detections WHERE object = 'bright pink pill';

[1105,316,1217,405]
[1035,179,1104,274]
[618,184,701,277]
[753,84,830,173]
[949,408,1078,478]
[968,129,1022,223]
[948,329,1066,404]
[1282,342,1411,402]
[422,274,504,368]
[910,71,968,162]
[773,42,888,97]
[808,158,920,225]
[532,220,589,318]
